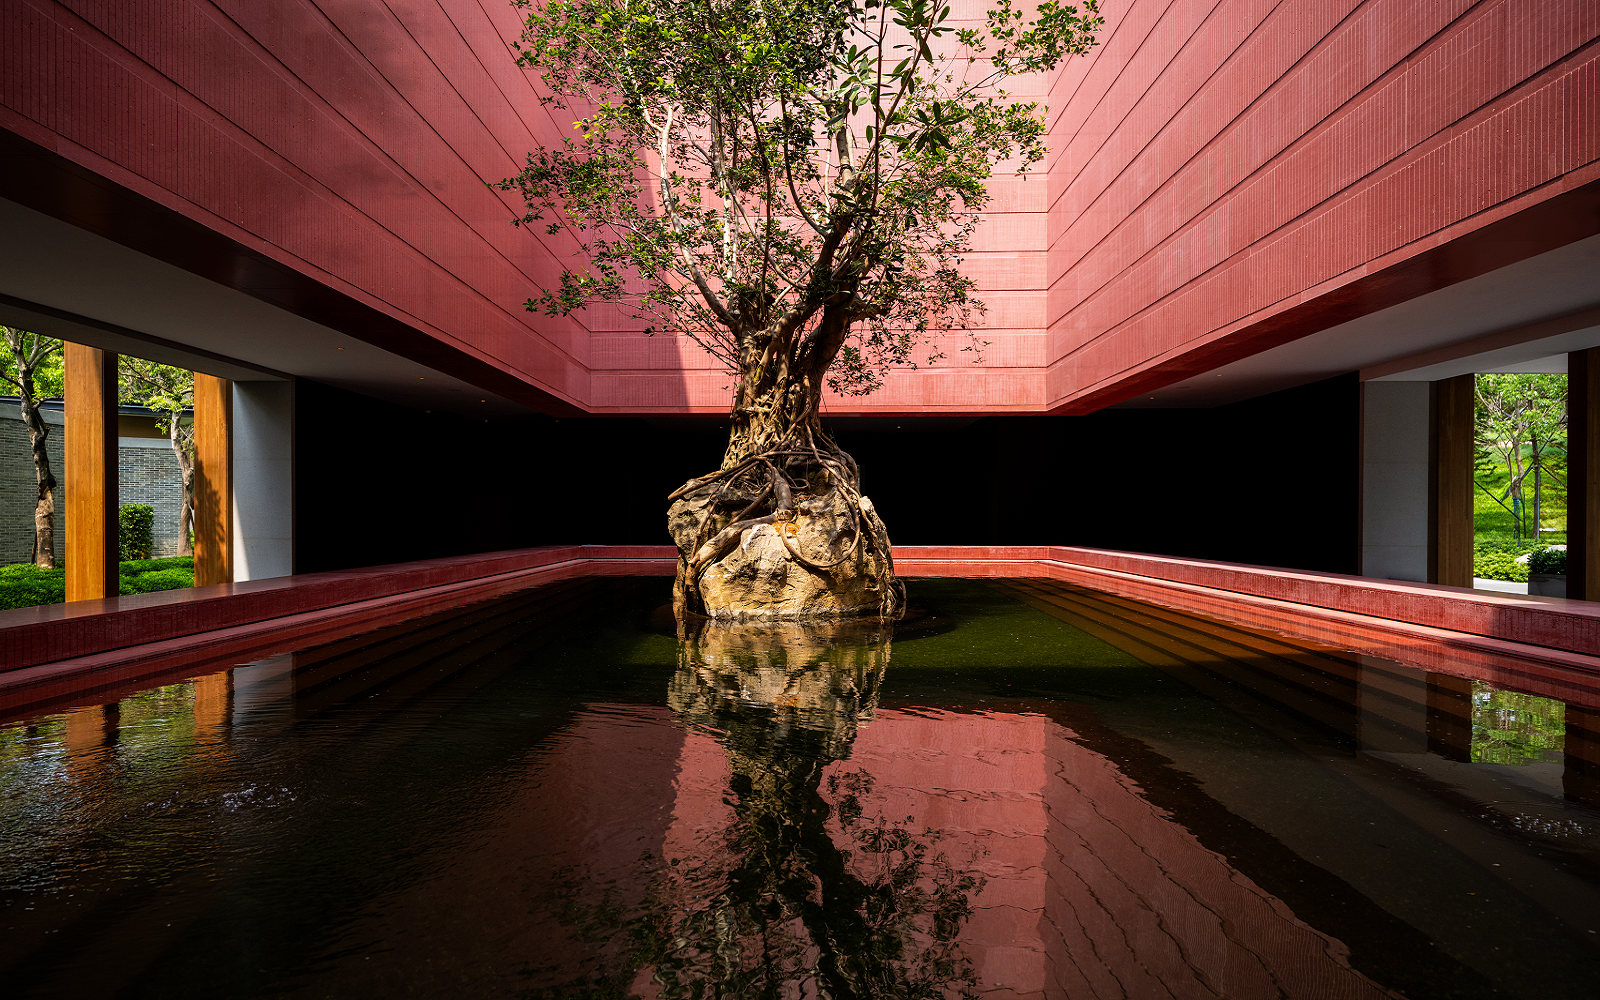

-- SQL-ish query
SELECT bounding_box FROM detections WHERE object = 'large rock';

[670,491,897,619]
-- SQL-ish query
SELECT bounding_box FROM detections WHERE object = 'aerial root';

[672,428,901,616]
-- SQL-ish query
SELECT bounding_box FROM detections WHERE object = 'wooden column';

[1428,374,1475,587]
[1568,348,1600,601]
[1425,673,1474,762]
[193,373,233,587]
[64,342,117,601]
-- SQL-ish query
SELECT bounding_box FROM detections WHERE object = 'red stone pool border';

[5,545,1600,718]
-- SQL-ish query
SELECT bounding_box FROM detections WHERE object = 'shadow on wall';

[293,374,1359,576]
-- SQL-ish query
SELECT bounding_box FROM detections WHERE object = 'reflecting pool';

[2,578,1599,999]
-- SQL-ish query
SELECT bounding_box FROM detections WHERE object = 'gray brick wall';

[119,438,186,557]
[1,405,187,565]
[0,405,66,565]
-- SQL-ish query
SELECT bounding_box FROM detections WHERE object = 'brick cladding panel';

[2,0,591,405]
[3,1,1597,415]
[1,0,1050,415]
[1045,0,1600,408]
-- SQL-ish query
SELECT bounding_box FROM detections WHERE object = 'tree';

[0,327,63,568]
[118,359,196,556]
[503,0,1101,617]
[1475,374,1567,546]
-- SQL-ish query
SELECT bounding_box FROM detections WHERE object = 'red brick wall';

[1,0,594,408]
[3,1,1597,415]
[1047,0,1600,413]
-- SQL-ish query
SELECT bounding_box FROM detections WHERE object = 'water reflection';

[1471,683,1565,765]
[535,615,987,999]
[6,579,1600,999]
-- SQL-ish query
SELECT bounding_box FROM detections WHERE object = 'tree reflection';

[529,615,983,1000]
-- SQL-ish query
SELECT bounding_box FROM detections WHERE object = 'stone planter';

[1529,573,1566,598]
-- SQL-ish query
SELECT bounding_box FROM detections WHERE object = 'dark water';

[2,577,1599,999]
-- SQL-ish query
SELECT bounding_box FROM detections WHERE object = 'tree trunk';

[16,392,57,569]
[1533,457,1542,543]
[171,417,195,558]
[668,343,902,620]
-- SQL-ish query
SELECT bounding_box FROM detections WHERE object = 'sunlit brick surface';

[1046,0,1600,412]
[1,1,1596,413]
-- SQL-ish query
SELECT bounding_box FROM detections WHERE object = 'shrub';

[118,556,193,575]
[119,556,193,596]
[1473,551,1529,583]
[118,503,155,561]
[0,556,195,610]
[119,568,194,595]
[0,564,66,610]
[1529,547,1567,575]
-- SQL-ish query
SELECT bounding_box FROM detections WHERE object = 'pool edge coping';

[5,544,1599,692]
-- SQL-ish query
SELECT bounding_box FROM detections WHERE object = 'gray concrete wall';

[233,381,294,581]
[1361,381,1431,582]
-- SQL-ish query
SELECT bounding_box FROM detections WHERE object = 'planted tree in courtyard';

[118,359,196,556]
[1475,374,1567,545]
[502,0,1101,617]
[1,327,62,568]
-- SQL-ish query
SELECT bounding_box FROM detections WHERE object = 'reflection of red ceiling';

[518,705,1398,996]
[1,1,1597,416]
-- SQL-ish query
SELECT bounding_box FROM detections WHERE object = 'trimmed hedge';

[121,568,194,595]
[0,557,195,610]
[118,556,191,575]
[0,563,65,610]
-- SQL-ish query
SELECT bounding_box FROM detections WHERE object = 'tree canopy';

[501,0,1101,399]
[0,327,63,402]
[118,357,194,432]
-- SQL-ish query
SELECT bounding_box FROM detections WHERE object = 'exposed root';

[669,418,903,620]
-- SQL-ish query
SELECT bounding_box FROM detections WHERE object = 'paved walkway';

[1474,577,1529,595]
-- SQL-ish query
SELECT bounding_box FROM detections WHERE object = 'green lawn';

[0,556,195,610]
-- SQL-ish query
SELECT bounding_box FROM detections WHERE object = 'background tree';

[118,359,196,556]
[0,327,63,567]
[504,0,1101,615]
[1475,374,1567,546]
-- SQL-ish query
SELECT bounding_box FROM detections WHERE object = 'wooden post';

[1568,349,1600,601]
[1425,673,1474,762]
[194,373,233,587]
[64,342,117,601]
[1428,374,1474,587]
